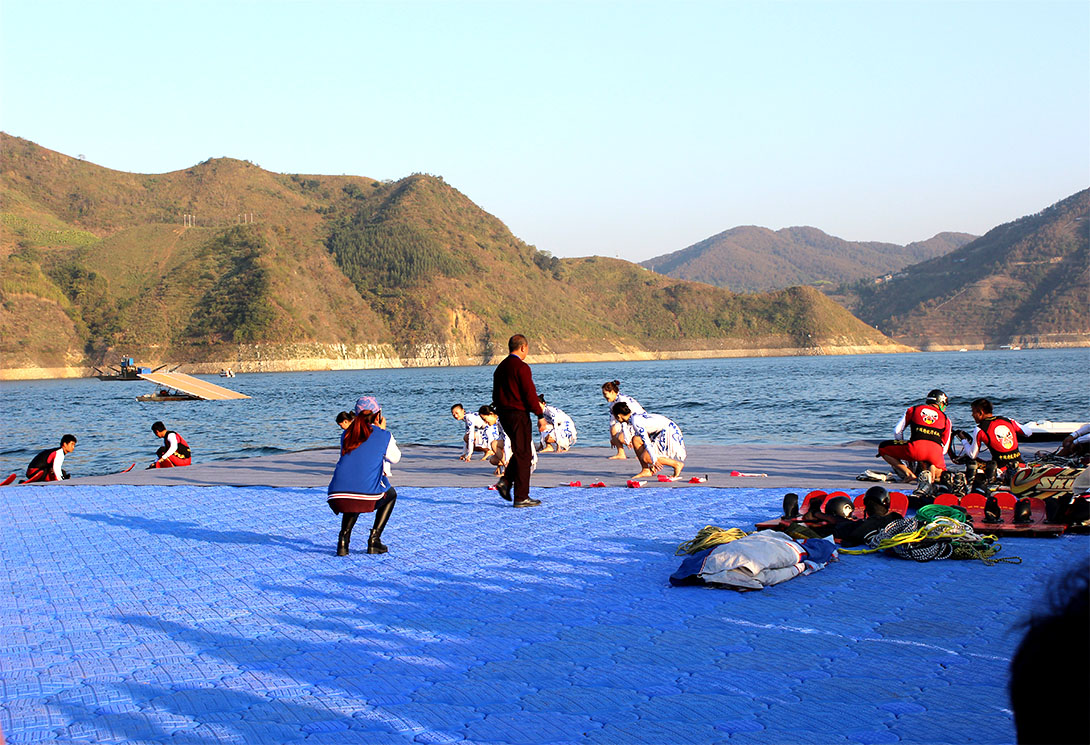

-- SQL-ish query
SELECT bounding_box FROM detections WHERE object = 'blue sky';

[2,0,1087,261]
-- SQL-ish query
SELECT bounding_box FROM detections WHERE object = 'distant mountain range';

[0,134,902,377]
[838,189,1089,349]
[641,226,976,292]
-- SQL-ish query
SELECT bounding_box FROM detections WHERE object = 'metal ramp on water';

[138,372,250,400]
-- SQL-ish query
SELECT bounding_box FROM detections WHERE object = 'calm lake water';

[1,349,1086,477]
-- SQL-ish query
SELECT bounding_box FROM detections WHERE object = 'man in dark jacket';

[492,334,545,507]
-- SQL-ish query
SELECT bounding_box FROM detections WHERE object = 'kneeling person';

[611,402,685,478]
[957,398,1032,491]
[877,389,951,494]
[451,403,494,461]
[150,421,192,468]
[26,435,77,482]
[537,395,577,452]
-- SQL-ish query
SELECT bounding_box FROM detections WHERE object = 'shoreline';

[5,340,1090,382]
[0,342,916,381]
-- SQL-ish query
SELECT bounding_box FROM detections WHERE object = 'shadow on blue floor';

[73,512,327,554]
[2,483,1087,744]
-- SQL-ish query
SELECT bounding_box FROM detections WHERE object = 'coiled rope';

[840,515,1022,565]
[675,526,748,555]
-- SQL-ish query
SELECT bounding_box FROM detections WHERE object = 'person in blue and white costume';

[451,403,495,461]
[328,395,400,556]
[611,401,686,479]
[601,380,644,460]
[485,406,538,476]
[536,394,578,452]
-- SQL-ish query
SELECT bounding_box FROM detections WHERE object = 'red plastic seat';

[933,493,960,506]
[961,493,987,510]
[803,490,827,514]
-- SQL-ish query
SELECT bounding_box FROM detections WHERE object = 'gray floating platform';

[61,442,886,491]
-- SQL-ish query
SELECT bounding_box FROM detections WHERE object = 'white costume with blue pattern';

[498,419,538,473]
[609,394,645,446]
[462,412,489,458]
[628,412,686,466]
[539,404,577,450]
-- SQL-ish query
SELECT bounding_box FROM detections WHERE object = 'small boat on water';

[94,357,170,381]
[1021,420,1088,443]
[219,369,235,378]
[137,388,201,402]
[136,371,249,402]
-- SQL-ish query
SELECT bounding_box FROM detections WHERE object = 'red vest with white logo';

[979,416,1021,463]
[165,431,191,459]
[906,404,949,445]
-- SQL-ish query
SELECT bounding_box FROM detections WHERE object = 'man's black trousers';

[497,407,534,501]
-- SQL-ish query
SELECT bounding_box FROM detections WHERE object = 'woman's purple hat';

[354,395,381,414]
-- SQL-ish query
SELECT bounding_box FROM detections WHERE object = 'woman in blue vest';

[327,396,400,556]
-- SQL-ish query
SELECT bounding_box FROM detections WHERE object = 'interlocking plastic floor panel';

[1,483,1086,744]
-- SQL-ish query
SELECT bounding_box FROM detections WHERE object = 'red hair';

[341,410,378,454]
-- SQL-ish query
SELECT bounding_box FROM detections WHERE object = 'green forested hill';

[839,189,1089,348]
[0,133,902,375]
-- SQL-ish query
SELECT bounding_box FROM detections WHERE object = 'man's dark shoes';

[495,478,512,501]
[513,498,542,508]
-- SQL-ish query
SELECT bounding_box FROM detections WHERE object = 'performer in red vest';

[877,389,952,495]
[956,397,1032,492]
[150,421,192,468]
[25,435,77,482]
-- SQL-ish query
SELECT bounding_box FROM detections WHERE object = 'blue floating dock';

[1,480,1086,744]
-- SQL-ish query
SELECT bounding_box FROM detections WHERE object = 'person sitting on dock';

[1057,423,1090,460]
[25,435,77,482]
[956,398,1032,492]
[610,402,686,478]
[877,389,952,496]
[149,421,192,468]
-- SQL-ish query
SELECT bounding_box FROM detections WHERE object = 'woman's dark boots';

[336,513,359,556]
[368,489,397,554]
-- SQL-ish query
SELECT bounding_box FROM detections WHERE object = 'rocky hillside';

[840,189,1089,349]
[0,133,905,377]
[641,225,975,292]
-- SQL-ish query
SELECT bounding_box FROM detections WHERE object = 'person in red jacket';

[877,389,952,494]
[492,334,545,508]
[150,421,192,468]
[956,398,1032,492]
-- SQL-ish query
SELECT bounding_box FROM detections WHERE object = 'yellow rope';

[840,516,1021,564]
[839,527,931,555]
[675,526,749,555]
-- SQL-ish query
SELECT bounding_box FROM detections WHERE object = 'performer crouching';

[150,422,192,468]
[537,394,577,452]
[327,396,400,556]
[611,402,686,478]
